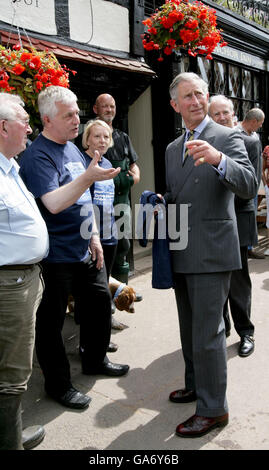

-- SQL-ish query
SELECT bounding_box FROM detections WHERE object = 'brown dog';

[109,276,136,313]
[67,276,137,315]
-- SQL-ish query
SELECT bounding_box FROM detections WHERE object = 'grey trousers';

[0,265,43,450]
[174,271,231,417]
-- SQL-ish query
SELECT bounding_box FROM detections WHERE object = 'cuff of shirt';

[213,154,227,178]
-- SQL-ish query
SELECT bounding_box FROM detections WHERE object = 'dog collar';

[113,283,126,300]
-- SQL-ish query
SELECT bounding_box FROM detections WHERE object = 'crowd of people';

[0,71,267,448]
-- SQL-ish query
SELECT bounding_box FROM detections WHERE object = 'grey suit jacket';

[235,134,261,247]
[164,119,258,274]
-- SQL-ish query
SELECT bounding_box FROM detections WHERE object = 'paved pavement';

[21,228,269,452]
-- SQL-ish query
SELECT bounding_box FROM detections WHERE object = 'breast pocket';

[2,193,32,232]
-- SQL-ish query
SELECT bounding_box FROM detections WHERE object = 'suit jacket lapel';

[172,119,216,199]
[172,134,195,198]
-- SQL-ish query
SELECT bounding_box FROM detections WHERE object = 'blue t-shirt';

[19,133,93,263]
[83,152,117,245]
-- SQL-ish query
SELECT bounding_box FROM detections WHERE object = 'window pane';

[254,74,260,101]
[214,61,227,94]
[181,56,191,73]
[229,65,240,97]
[197,56,212,89]
[242,101,251,117]
[231,99,240,122]
[242,70,252,100]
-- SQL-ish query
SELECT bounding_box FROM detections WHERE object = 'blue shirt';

[0,152,49,265]
[19,133,93,263]
[83,152,117,245]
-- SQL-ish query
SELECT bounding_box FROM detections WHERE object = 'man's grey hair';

[38,86,78,120]
[244,107,265,122]
[169,72,208,102]
[208,95,234,114]
[0,93,25,120]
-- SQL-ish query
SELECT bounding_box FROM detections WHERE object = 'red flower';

[180,29,199,44]
[185,19,198,30]
[40,73,49,83]
[0,70,9,81]
[30,56,42,69]
[12,44,21,51]
[35,80,43,91]
[12,64,26,75]
[164,46,173,55]
[167,38,176,47]
[0,79,9,89]
[148,27,158,35]
[20,52,32,62]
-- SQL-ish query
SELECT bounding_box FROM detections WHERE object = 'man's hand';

[186,140,222,167]
[89,234,104,270]
[128,162,140,184]
[86,151,121,184]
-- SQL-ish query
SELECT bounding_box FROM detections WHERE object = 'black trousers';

[103,244,118,281]
[223,246,254,337]
[35,257,112,397]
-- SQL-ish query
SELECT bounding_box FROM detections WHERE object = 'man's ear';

[0,119,8,138]
[93,104,97,115]
[42,115,51,127]
[170,99,179,113]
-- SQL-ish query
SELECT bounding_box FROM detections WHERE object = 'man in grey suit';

[209,95,260,358]
[164,73,257,438]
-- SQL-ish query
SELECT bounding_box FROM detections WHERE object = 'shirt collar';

[0,153,19,175]
[186,115,210,137]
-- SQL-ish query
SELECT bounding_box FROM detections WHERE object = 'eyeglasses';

[17,119,31,128]
[2,118,31,127]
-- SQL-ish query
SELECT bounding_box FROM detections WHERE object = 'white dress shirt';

[0,153,49,265]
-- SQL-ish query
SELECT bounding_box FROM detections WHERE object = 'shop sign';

[213,44,268,71]
[0,0,57,36]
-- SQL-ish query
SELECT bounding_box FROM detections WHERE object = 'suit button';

[188,203,192,208]
[194,178,199,183]
[188,227,191,231]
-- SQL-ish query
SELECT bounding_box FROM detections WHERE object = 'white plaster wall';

[128,86,155,209]
[0,0,57,35]
[68,0,130,52]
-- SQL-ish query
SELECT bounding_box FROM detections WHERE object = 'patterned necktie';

[183,130,195,163]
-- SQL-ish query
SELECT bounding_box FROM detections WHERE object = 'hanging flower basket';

[0,43,76,127]
[142,0,227,61]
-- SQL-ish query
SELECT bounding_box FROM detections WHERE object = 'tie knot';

[187,130,194,140]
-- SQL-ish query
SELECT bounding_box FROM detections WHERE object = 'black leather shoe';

[169,388,197,403]
[107,341,118,352]
[48,387,91,409]
[239,335,255,357]
[82,361,129,377]
[22,425,45,450]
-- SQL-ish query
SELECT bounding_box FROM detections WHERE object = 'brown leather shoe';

[169,388,197,403]
[176,413,229,438]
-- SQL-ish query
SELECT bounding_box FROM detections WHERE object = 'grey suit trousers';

[174,271,231,417]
